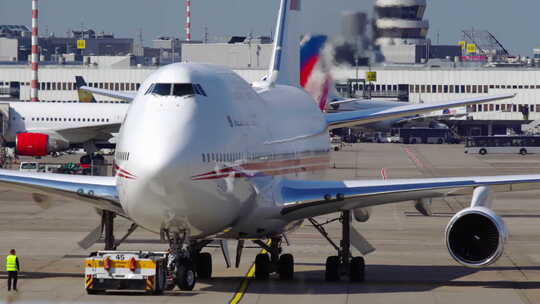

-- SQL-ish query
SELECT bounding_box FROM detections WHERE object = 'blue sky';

[1,0,538,56]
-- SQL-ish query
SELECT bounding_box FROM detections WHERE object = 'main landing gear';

[309,210,366,282]
[252,237,294,280]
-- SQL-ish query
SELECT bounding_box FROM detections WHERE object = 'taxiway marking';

[228,240,271,304]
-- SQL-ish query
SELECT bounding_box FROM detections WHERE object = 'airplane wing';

[55,123,122,139]
[328,98,406,109]
[0,169,124,216]
[393,113,468,125]
[75,76,136,102]
[325,94,515,129]
[79,86,136,102]
[278,175,540,221]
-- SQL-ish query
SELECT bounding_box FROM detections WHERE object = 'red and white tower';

[30,0,39,101]
[185,0,191,41]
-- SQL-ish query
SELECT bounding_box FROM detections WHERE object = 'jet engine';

[445,186,508,268]
[16,133,69,156]
[353,207,372,222]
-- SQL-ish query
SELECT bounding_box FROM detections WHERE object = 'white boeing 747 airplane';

[0,0,534,292]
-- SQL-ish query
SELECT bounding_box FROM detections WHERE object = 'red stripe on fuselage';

[192,164,327,181]
[191,156,329,179]
[191,156,330,181]
[114,164,137,178]
[241,156,329,171]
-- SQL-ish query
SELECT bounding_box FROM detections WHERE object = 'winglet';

[75,76,97,103]
[267,0,301,87]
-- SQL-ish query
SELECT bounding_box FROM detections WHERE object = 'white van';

[19,162,44,172]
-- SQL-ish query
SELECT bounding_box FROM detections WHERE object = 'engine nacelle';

[445,206,508,268]
[353,207,372,222]
[16,133,69,156]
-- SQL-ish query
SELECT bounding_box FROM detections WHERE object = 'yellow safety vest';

[6,255,17,271]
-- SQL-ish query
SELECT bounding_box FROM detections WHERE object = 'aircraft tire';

[349,257,365,282]
[176,260,196,291]
[325,256,340,282]
[278,254,294,280]
[197,252,212,279]
[479,148,487,155]
[255,253,270,280]
[520,148,528,155]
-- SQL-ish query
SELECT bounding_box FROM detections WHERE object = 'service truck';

[85,251,172,294]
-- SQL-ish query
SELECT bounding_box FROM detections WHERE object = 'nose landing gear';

[165,231,197,291]
[163,232,217,291]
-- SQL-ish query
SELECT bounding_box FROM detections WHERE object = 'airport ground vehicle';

[330,136,343,151]
[397,128,457,144]
[465,135,540,155]
[19,162,43,172]
[85,251,170,294]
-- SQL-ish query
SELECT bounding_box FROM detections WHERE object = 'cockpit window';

[151,83,172,96]
[173,84,195,97]
[145,83,207,97]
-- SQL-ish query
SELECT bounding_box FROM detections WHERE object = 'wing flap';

[325,94,515,129]
[279,175,540,221]
[0,169,124,215]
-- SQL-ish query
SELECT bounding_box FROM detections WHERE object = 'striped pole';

[31,0,39,101]
[185,0,191,41]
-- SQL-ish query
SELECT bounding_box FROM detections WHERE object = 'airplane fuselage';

[115,63,330,239]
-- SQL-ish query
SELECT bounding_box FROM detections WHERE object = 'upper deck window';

[146,83,206,97]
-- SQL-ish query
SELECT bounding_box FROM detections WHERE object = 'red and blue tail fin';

[300,35,328,88]
[301,35,335,111]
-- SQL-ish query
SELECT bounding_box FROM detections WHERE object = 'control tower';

[373,0,429,46]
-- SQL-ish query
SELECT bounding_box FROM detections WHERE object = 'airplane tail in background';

[300,35,327,88]
[267,0,301,87]
[75,76,97,103]
[300,35,334,112]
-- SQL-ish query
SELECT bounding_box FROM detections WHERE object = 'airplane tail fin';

[75,76,97,103]
[267,0,301,87]
[300,35,327,88]
[300,35,334,112]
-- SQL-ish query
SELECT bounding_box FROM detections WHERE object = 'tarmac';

[2,143,540,303]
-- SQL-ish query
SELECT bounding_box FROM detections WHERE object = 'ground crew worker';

[6,249,20,292]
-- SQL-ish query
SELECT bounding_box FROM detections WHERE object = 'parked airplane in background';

[0,100,128,157]
[0,76,130,159]
[300,35,467,130]
[0,0,530,294]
